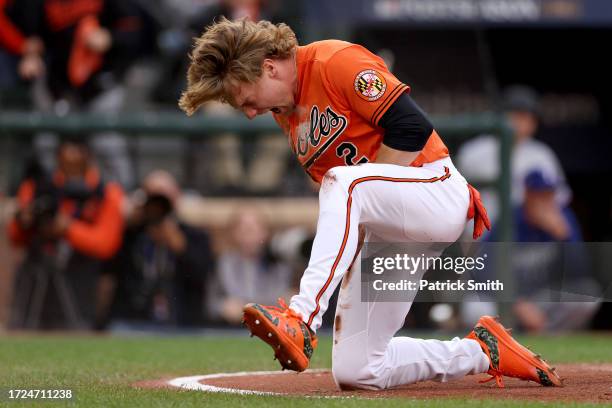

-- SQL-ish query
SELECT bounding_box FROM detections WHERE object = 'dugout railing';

[0,111,512,237]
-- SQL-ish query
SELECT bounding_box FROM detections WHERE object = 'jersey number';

[336,142,369,166]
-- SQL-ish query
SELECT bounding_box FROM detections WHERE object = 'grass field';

[1,332,611,407]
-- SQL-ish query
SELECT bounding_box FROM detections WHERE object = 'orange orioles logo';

[354,69,387,101]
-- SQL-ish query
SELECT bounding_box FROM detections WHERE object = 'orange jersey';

[273,40,449,183]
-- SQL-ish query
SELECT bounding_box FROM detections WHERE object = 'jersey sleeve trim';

[371,83,409,126]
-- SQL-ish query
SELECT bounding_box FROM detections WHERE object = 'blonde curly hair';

[179,17,298,115]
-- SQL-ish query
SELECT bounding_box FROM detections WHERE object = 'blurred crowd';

[0,0,302,109]
[6,136,315,330]
[1,0,607,333]
[0,0,305,194]
[0,0,313,333]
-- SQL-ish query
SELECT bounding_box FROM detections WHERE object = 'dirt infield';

[135,364,612,403]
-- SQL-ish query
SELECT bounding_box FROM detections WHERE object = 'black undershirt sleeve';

[378,93,434,152]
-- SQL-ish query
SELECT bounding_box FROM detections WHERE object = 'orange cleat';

[467,315,563,388]
[243,298,318,372]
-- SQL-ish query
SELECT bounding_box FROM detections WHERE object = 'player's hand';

[525,193,570,240]
[35,213,71,241]
[23,37,44,55]
[147,218,186,254]
[85,28,112,53]
[18,54,45,80]
[15,205,35,229]
[513,299,547,333]
[221,297,245,325]
[52,213,72,237]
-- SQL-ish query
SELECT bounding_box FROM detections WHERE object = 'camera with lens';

[141,194,173,227]
[23,176,104,239]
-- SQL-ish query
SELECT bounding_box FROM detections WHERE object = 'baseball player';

[180,18,561,389]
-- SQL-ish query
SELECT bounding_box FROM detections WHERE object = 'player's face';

[506,111,538,142]
[230,58,296,119]
[57,143,89,178]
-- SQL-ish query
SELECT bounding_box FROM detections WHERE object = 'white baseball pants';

[289,157,489,390]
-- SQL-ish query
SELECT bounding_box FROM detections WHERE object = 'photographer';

[100,170,212,330]
[8,138,124,329]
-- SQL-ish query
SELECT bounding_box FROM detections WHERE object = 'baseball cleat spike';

[287,360,292,365]
[267,332,272,338]
[255,319,260,325]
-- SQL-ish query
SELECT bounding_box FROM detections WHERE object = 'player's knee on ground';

[332,343,387,390]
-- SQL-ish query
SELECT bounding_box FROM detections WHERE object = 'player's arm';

[323,45,434,166]
[375,94,433,166]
